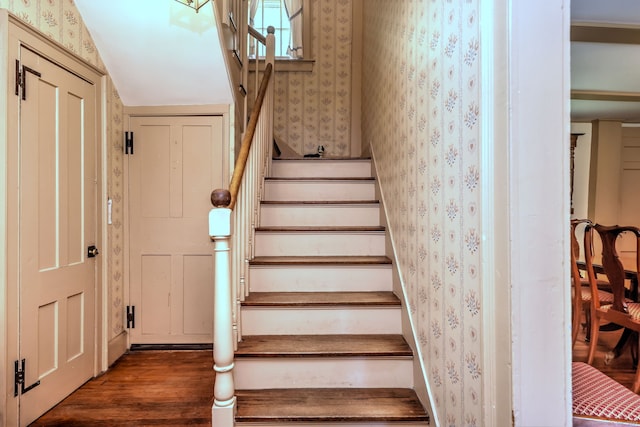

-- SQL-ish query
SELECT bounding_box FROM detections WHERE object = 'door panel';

[129,116,222,344]
[619,129,640,260]
[18,47,97,426]
[183,255,215,335]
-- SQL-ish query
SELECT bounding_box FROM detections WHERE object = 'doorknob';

[87,245,99,258]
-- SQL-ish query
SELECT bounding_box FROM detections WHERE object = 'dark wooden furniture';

[571,219,613,347]
[586,224,640,393]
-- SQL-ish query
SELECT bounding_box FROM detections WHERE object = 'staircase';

[234,157,429,426]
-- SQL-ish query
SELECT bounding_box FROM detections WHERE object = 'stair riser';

[235,159,429,424]
[271,160,372,178]
[254,232,386,256]
[241,307,402,335]
[264,180,375,201]
[249,265,393,292]
[260,205,381,227]
[236,422,429,426]
[235,358,413,389]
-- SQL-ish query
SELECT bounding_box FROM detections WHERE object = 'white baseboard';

[108,330,128,366]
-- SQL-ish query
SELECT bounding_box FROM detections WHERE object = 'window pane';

[251,0,292,58]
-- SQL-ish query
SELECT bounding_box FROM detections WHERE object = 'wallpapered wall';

[4,2,485,423]
[0,0,126,342]
[362,1,483,426]
[273,0,353,157]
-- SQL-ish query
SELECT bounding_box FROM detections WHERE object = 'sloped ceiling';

[74,0,232,107]
[74,0,640,119]
[571,0,640,122]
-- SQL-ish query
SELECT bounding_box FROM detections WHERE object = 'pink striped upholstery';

[573,362,640,421]
[581,287,614,304]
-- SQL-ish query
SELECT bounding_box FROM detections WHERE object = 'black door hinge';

[125,131,134,155]
[14,359,40,397]
[15,60,42,101]
[126,305,135,329]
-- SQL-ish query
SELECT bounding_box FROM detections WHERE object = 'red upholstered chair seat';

[581,287,615,305]
[573,362,640,422]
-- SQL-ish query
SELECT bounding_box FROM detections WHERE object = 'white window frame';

[249,0,314,72]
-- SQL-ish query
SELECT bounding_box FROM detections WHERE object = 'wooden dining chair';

[571,219,613,347]
[586,223,640,393]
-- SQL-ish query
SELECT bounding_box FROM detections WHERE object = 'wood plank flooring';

[236,334,413,357]
[235,388,429,423]
[242,291,400,306]
[30,321,635,426]
[573,324,637,390]
[31,350,215,427]
[249,255,392,265]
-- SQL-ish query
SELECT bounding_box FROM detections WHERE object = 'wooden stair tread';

[266,177,375,181]
[250,255,392,265]
[255,225,386,232]
[261,199,379,205]
[236,334,412,357]
[235,388,429,423]
[243,291,400,306]
[273,156,372,161]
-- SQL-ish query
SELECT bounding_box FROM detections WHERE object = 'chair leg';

[587,310,600,365]
[585,308,592,342]
[634,336,640,394]
[572,301,582,347]
[631,332,639,369]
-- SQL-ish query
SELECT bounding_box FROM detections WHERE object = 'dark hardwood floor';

[573,321,637,391]
[29,320,635,426]
[31,350,215,427]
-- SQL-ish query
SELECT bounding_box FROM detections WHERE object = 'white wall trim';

[100,75,110,373]
[0,9,12,427]
[479,1,512,425]
[508,0,572,425]
[107,331,128,367]
[124,104,230,116]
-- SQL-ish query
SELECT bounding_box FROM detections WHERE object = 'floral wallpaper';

[0,0,125,342]
[273,0,353,157]
[361,1,483,425]
[4,1,486,423]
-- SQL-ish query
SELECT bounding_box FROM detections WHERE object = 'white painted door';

[128,116,223,344]
[18,47,97,426]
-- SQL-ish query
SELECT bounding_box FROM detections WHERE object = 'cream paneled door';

[18,48,97,425]
[128,116,222,344]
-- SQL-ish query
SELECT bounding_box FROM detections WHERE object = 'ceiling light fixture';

[174,0,211,13]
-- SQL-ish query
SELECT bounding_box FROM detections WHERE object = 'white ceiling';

[74,0,232,107]
[571,0,640,122]
[73,0,639,120]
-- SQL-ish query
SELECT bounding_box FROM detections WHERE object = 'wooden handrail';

[211,62,273,211]
[210,19,274,427]
[248,25,267,45]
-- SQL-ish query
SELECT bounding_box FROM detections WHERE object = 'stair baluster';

[209,27,275,427]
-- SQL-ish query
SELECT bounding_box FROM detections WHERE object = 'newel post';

[210,189,236,426]
[266,25,275,66]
